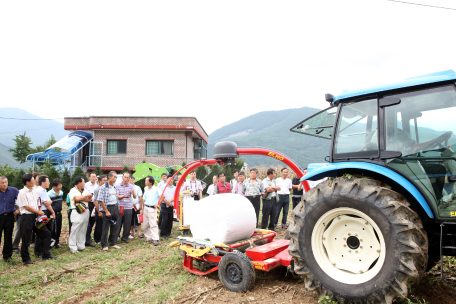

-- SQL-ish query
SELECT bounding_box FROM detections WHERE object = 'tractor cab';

[291,70,456,219]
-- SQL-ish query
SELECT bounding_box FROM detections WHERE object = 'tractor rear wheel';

[288,177,428,304]
[218,251,255,293]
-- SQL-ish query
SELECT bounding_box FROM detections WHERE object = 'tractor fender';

[301,162,434,218]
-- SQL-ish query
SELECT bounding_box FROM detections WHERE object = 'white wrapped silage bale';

[190,193,256,244]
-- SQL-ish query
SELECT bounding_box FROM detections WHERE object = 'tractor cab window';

[290,106,336,139]
[385,85,456,218]
[334,98,378,157]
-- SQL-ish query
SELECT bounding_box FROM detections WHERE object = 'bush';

[72,166,88,182]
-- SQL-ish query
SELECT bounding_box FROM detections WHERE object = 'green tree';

[47,166,61,189]
[12,169,26,189]
[135,178,146,192]
[9,132,33,163]
[61,168,71,198]
[120,165,131,176]
[72,166,88,182]
[94,165,103,176]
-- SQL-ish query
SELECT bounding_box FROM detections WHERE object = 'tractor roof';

[334,69,456,103]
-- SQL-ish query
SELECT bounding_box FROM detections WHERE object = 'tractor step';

[440,222,456,280]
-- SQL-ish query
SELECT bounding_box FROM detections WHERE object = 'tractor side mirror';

[379,97,401,108]
[449,175,456,183]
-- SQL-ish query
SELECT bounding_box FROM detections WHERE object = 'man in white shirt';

[261,168,280,230]
[274,168,293,229]
[181,170,202,200]
[35,175,55,258]
[206,175,218,196]
[16,173,56,264]
[230,169,239,192]
[142,176,160,245]
[84,172,98,247]
[68,176,93,253]
[157,173,168,190]
[159,174,176,238]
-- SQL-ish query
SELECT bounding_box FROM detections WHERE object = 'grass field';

[2,202,456,304]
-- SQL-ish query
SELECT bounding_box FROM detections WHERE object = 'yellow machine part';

[179,190,191,231]
[179,245,212,258]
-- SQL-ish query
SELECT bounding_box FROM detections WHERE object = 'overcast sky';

[1,0,455,136]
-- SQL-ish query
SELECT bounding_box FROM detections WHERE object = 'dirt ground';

[3,208,456,303]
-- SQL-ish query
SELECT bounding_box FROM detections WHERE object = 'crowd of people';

[207,167,312,230]
[0,171,183,264]
[0,166,314,265]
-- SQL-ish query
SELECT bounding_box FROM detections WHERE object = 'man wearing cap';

[142,176,159,245]
[0,176,20,262]
[84,172,98,248]
[116,172,136,243]
[68,176,93,254]
[98,171,122,251]
[159,174,175,239]
[16,173,56,264]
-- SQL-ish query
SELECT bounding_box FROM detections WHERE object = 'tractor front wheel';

[218,251,255,293]
[288,177,428,303]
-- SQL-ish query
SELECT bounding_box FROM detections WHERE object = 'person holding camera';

[68,176,93,254]
[16,173,56,264]
[181,170,202,200]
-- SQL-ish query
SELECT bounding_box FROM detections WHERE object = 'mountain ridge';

[208,106,330,168]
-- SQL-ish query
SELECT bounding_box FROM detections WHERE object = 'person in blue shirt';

[0,176,19,262]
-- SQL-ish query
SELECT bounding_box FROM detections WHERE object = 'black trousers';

[21,214,51,262]
[274,195,290,226]
[36,210,53,255]
[292,196,302,209]
[52,211,62,246]
[158,205,162,230]
[67,209,72,234]
[85,202,96,245]
[261,198,278,230]
[101,204,120,248]
[117,208,132,242]
[0,213,14,260]
[245,196,261,227]
[131,209,140,227]
[94,213,103,243]
[160,203,173,237]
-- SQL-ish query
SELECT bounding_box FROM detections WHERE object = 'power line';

[0,125,61,135]
[387,0,456,11]
[0,116,63,120]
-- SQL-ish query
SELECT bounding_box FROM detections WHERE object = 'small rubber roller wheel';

[218,251,255,293]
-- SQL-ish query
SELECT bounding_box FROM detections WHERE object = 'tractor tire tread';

[288,177,428,304]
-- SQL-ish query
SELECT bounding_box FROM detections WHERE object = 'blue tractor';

[288,70,456,303]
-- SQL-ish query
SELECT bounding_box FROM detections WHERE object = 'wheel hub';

[226,263,243,284]
[347,236,360,249]
[321,214,381,274]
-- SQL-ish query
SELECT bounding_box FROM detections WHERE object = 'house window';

[146,140,174,155]
[107,140,127,155]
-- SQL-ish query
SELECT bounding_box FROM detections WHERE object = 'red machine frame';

[158,147,309,276]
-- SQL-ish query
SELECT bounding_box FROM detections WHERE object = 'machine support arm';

[237,148,311,192]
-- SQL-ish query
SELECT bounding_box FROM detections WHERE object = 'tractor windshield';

[385,84,456,218]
